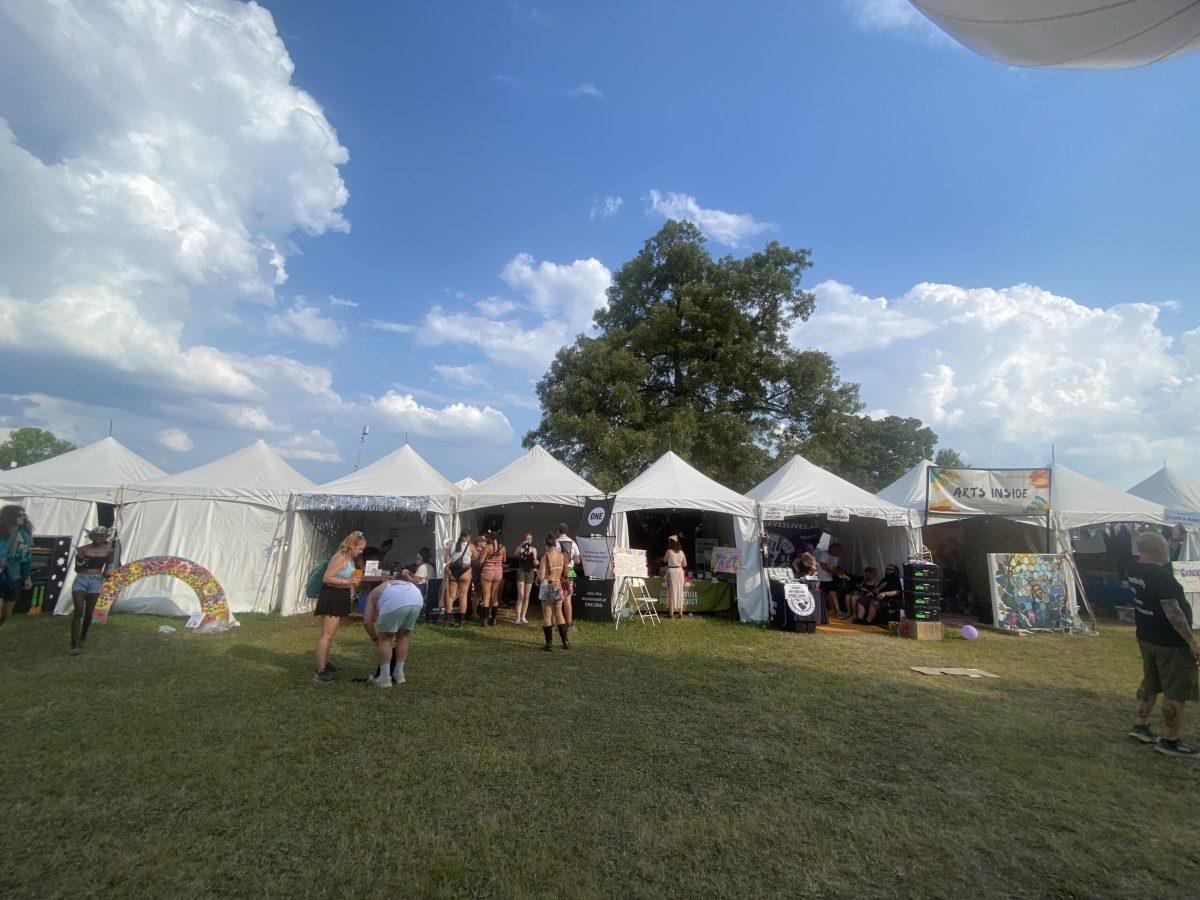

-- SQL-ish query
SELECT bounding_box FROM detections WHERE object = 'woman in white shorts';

[537,533,570,652]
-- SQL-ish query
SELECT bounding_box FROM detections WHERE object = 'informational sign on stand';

[613,547,649,578]
[574,577,614,622]
[694,537,717,566]
[711,546,740,574]
[575,536,613,579]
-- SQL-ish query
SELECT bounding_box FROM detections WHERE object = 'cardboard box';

[901,620,944,640]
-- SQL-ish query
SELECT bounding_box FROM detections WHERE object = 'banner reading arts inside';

[927,467,1051,517]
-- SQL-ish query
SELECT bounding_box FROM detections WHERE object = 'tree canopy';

[524,221,944,493]
[0,427,76,470]
[934,447,969,469]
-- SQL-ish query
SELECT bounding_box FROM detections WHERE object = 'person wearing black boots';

[537,533,569,651]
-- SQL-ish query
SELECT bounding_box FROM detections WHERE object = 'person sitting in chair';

[854,564,903,625]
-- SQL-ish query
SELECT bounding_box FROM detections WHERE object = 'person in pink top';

[478,531,506,626]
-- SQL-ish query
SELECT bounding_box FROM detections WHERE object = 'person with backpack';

[312,531,365,684]
[443,529,474,627]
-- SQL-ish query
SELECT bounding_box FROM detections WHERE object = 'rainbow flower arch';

[94,556,230,628]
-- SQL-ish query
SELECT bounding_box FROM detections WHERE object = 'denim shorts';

[73,572,105,595]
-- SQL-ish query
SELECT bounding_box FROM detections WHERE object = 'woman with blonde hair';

[313,531,365,684]
[662,535,687,619]
[443,529,474,627]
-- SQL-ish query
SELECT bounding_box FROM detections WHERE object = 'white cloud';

[159,428,193,453]
[591,195,624,219]
[369,391,513,442]
[795,279,1200,483]
[433,364,487,389]
[268,301,347,346]
[499,252,611,332]
[0,0,350,451]
[844,1,942,37]
[270,429,343,463]
[329,295,358,308]
[366,318,415,334]
[492,74,529,89]
[647,190,773,247]
[568,83,604,100]
[474,297,518,317]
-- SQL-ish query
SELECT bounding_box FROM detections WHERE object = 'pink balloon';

[961,624,979,641]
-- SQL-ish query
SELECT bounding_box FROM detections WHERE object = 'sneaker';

[392,671,406,686]
[313,669,336,685]
[322,661,342,674]
[69,644,81,656]
[1155,739,1198,757]
[1129,724,1159,744]
[369,673,392,689]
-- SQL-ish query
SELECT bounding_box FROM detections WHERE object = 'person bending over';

[513,532,538,625]
[313,531,364,684]
[538,534,570,651]
[1127,531,1199,756]
[363,570,424,688]
[68,526,116,653]
[0,505,33,629]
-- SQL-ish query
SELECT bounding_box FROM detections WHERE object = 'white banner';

[575,536,613,579]
[927,467,1051,517]
[613,547,648,578]
[1173,561,1200,594]
[761,506,787,523]
[827,507,849,523]
[1167,510,1200,527]
[886,511,909,528]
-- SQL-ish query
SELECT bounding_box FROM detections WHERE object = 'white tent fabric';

[0,437,166,610]
[1129,466,1200,526]
[746,454,920,577]
[113,441,314,616]
[876,459,938,515]
[454,477,478,491]
[278,444,459,615]
[913,1,1200,69]
[459,445,599,511]
[612,452,764,622]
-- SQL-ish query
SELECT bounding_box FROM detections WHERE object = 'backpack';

[305,558,330,599]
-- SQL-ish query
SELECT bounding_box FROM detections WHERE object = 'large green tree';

[934,447,969,468]
[525,221,873,491]
[0,427,76,470]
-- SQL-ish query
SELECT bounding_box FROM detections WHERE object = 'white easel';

[614,576,659,629]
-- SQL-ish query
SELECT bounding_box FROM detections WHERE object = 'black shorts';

[0,578,19,603]
[314,584,352,618]
[1139,641,1199,703]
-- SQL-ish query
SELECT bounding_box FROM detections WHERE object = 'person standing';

[513,533,538,625]
[0,505,33,628]
[479,531,506,626]
[1127,531,1199,756]
[443,530,473,626]
[818,542,849,618]
[362,571,425,688]
[313,531,364,684]
[538,534,570,651]
[555,523,581,630]
[67,526,116,653]
[662,535,688,619]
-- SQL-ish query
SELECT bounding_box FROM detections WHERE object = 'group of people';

[789,541,905,625]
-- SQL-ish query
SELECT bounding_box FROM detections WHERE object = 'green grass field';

[2,610,1197,897]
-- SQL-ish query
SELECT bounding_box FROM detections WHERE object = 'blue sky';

[1,0,1198,487]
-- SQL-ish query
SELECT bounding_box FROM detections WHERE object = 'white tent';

[0,437,165,597]
[1129,466,1200,527]
[746,454,920,574]
[914,0,1200,69]
[278,444,459,615]
[109,441,314,616]
[458,445,600,548]
[612,451,764,621]
[454,477,478,491]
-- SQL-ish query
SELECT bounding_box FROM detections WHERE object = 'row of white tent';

[2,436,1194,621]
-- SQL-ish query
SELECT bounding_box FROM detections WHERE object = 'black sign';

[762,518,823,567]
[574,577,614,622]
[576,497,615,536]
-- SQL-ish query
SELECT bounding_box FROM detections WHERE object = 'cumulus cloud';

[159,428,194,453]
[568,83,604,100]
[268,301,348,346]
[499,253,611,331]
[0,0,351,452]
[270,429,344,463]
[475,297,518,317]
[591,195,624,219]
[795,279,1200,482]
[369,391,514,442]
[647,190,773,247]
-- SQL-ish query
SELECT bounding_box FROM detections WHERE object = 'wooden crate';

[902,620,944,641]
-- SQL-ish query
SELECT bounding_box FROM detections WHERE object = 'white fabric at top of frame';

[459,445,600,511]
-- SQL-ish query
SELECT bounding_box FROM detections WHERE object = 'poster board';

[694,537,717,567]
[1172,561,1200,594]
[711,546,740,574]
[613,547,649,578]
[987,552,1079,632]
[928,467,1051,517]
[575,536,614,579]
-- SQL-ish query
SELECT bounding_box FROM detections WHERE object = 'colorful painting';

[711,546,741,574]
[94,556,231,630]
[988,553,1078,632]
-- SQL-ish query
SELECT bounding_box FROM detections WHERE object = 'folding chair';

[615,577,660,629]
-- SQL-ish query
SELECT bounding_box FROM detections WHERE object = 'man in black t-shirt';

[1126,531,1199,757]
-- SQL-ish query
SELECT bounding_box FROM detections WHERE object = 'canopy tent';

[454,477,478,491]
[458,445,600,551]
[746,454,920,575]
[0,437,165,591]
[1129,466,1200,560]
[107,441,314,616]
[612,451,764,621]
[278,444,459,615]
[913,0,1200,69]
